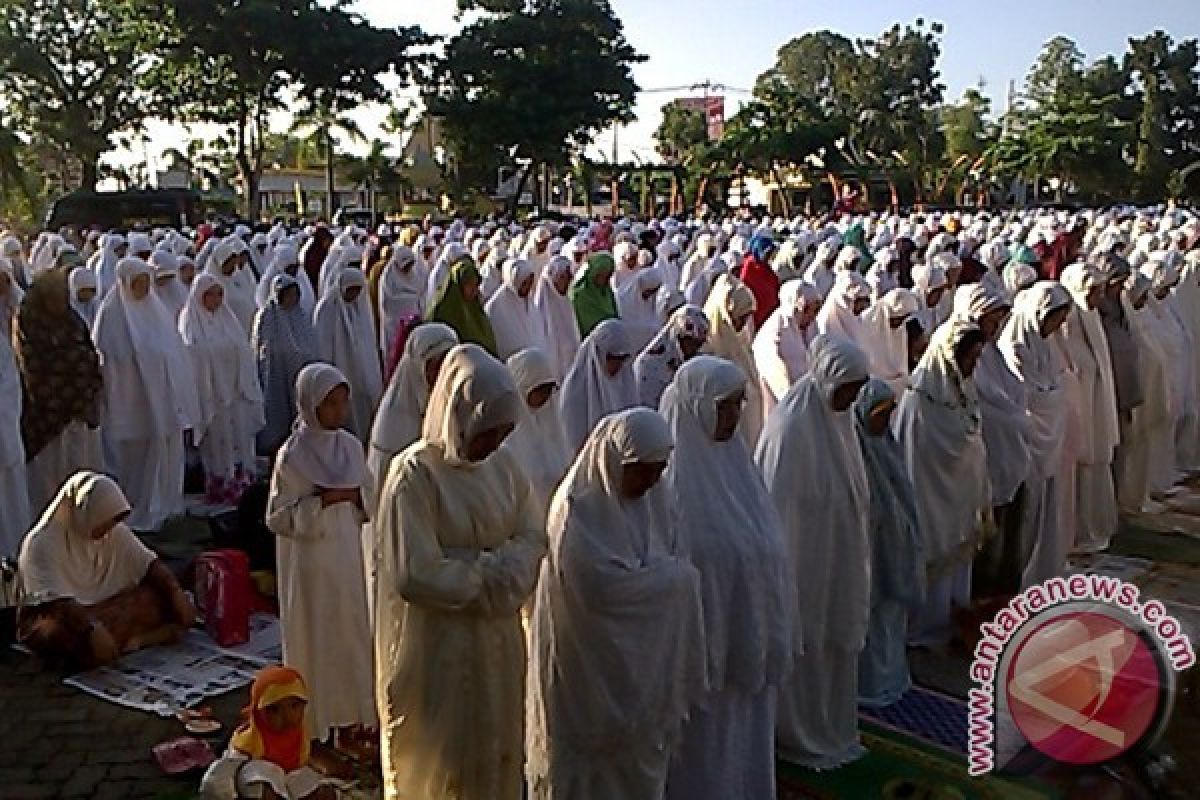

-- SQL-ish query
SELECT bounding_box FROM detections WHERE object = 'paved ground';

[2,504,1199,799]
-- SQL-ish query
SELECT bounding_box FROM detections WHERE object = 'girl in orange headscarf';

[200,666,336,800]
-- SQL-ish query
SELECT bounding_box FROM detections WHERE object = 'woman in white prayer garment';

[89,233,126,296]
[485,257,546,360]
[312,268,383,442]
[266,363,376,748]
[755,333,871,770]
[533,255,581,383]
[952,284,1033,598]
[375,344,546,800]
[376,244,425,360]
[559,319,639,454]
[503,347,571,518]
[1058,261,1120,554]
[804,238,840,299]
[1115,273,1173,513]
[206,237,258,336]
[998,282,1073,588]
[179,274,266,505]
[661,356,793,800]
[702,274,764,449]
[1138,256,1191,497]
[752,279,823,417]
[527,407,706,800]
[92,257,199,531]
[816,269,872,351]
[151,250,189,321]
[616,266,665,353]
[633,305,710,410]
[366,323,459,510]
[895,318,990,646]
[0,262,30,555]
[861,287,920,396]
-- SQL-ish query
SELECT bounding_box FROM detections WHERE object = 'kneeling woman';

[17,471,196,671]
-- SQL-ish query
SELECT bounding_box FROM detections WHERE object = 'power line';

[640,80,752,95]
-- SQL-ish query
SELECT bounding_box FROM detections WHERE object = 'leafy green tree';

[1025,36,1086,108]
[654,103,707,164]
[0,0,164,190]
[433,0,644,211]
[1125,31,1200,201]
[152,0,424,217]
[290,107,367,217]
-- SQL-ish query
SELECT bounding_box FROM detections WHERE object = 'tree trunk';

[694,173,710,213]
[80,155,99,192]
[770,164,792,217]
[324,130,336,220]
[887,178,899,213]
[509,163,533,217]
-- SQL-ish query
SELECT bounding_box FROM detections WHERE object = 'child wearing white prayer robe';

[895,319,990,646]
[93,257,198,531]
[179,274,266,504]
[313,268,383,442]
[755,334,872,770]
[266,363,376,745]
[528,408,706,800]
[375,345,546,800]
[661,357,793,800]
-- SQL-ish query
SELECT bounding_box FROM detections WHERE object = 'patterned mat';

[859,685,968,755]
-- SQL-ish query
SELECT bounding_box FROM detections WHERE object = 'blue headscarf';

[748,232,776,265]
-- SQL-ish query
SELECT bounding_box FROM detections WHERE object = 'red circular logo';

[1004,609,1166,765]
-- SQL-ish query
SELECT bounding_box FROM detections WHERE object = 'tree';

[290,107,367,216]
[1025,36,1086,109]
[654,103,707,164]
[432,0,644,211]
[1125,31,1200,201]
[152,0,425,217]
[0,0,164,190]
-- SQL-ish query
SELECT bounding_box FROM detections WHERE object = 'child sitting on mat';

[200,666,337,800]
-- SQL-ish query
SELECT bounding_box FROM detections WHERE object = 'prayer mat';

[776,723,1062,800]
[859,685,968,755]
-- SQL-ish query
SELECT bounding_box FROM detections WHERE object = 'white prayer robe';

[755,334,871,770]
[533,256,581,383]
[752,280,822,417]
[375,345,546,800]
[486,258,546,360]
[702,275,764,450]
[313,268,383,442]
[528,409,706,800]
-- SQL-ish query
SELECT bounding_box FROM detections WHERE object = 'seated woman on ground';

[201,665,337,800]
[16,471,196,671]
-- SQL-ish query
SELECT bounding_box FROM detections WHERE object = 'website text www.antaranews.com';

[966,572,1196,776]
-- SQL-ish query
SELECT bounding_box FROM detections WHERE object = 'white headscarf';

[702,274,764,449]
[862,287,920,393]
[377,244,425,357]
[755,334,871,650]
[18,472,157,606]
[1059,262,1120,466]
[0,257,25,334]
[313,267,383,439]
[661,356,793,691]
[533,255,581,383]
[89,233,126,297]
[68,266,100,329]
[178,273,265,445]
[421,343,522,466]
[278,363,365,489]
[368,322,459,484]
[503,347,570,514]
[485,257,545,360]
[816,268,871,353]
[559,318,639,453]
[633,304,709,409]
[894,317,990,573]
[92,257,198,440]
[615,266,665,353]
[150,250,189,320]
[256,243,316,315]
[527,407,707,784]
[753,279,822,409]
[206,237,257,335]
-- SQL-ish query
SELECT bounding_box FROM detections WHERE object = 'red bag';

[194,549,252,647]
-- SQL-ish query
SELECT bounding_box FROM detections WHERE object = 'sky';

[120,0,1200,179]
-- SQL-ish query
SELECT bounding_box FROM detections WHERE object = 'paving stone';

[58,764,108,797]
[3,784,61,799]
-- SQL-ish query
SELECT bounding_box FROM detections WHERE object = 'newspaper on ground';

[63,613,282,716]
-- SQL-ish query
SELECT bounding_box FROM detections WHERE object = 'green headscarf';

[843,223,874,271]
[428,256,498,356]
[569,252,618,338]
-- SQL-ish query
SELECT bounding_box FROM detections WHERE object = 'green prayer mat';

[776,723,1061,800]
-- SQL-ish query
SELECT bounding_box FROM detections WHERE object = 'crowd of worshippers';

[0,204,1198,799]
